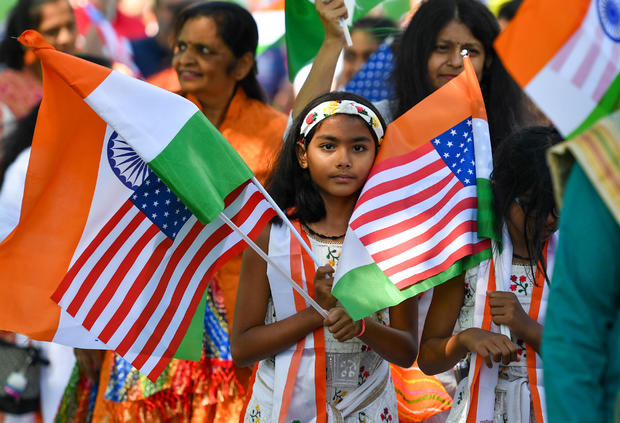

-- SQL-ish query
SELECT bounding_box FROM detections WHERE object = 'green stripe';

[569,72,620,138]
[172,288,207,361]
[333,248,491,320]
[394,389,452,405]
[476,178,499,241]
[148,111,253,224]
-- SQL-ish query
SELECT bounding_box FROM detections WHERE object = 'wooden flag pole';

[218,212,328,318]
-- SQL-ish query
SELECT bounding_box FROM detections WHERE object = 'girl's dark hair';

[0,0,63,69]
[267,91,386,225]
[173,1,266,102]
[491,126,562,282]
[392,0,525,149]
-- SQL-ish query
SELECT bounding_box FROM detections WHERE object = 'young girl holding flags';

[231,91,418,422]
[418,126,562,423]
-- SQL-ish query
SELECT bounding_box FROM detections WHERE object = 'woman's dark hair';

[392,0,525,149]
[351,16,399,44]
[0,0,63,70]
[173,1,265,102]
[491,126,562,282]
[498,0,522,22]
[267,91,386,225]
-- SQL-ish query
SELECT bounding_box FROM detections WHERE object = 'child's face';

[296,114,376,200]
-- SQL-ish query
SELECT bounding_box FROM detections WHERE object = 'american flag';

[52,172,275,380]
[349,117,490,289]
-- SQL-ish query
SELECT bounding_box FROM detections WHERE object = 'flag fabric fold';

[495,0,620,137]
[285,0,382,82]
[0,30,274,380]
[333,56,497,320]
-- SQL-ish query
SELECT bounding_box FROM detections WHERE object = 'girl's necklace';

[303,223,346,240]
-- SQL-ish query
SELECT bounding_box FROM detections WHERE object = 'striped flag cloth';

[495,0,620,137]
[52,173,274,380]
[0,30,273,381]
[333,56,498,320]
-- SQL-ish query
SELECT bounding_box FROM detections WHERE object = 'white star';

[152,213,157,219]
[471,160,475,166]
[467,137,472,143]
[145,180,150,186]
[443,152,450,158]
[467,119,472,126]
[459,143,464,148]
[164,212,169,217]
[132,194,138,200]
[173,232,177,237]
[452,163,457,168]
[143,192,149,197]
[464,147,469,153]
[464,178,470,184]
[460,158,465,163]
[463,132,469,138]
[184,206,187,210]
[434,138,441,145]
[174,221,178,226]
[457,169,462,174]
[165,199,170,205]
[182,216,187,221]
[468,169,473,174]
[166,188,171,193]
[155,189,160,194]
[176,209,180,214]
[153,201,159,206]
[163,224,168,229]
[456,153,461,158]
[447,141,453,147]
[142,203,147,209]
[450,129,457,136]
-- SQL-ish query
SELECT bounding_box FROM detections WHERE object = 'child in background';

[418,127,562,423]
[231,91,418,422]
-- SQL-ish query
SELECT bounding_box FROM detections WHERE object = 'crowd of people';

[0,0,617,422]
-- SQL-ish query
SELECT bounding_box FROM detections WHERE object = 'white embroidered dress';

[244,230,398,423]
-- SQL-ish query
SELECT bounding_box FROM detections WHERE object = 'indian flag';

[333,56,497,320]
[0,31,275,380]
[285,0,382,82]
[495,0,620,137]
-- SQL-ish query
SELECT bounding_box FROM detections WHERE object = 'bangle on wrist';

[355,318,366,337]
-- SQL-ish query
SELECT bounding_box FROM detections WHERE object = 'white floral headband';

[299,100,385,145]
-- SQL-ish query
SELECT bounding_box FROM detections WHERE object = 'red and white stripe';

[52,181,275,380]
[350,142,488,289]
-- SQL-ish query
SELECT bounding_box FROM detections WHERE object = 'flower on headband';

[370,116,379,129]
[323,101,341,116]
[306,112,318,125]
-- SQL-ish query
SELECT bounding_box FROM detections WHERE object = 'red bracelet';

[355,318,366,337]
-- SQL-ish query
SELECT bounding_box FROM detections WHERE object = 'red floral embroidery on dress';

[510,273,530,295]
[380,407,393,421]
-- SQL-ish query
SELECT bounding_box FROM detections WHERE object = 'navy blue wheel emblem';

[598,0,620,42]
[107,131,151,190]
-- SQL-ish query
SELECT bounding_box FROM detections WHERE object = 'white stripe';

[58,206,141,308]
[362,185,475,255]
[376,207,476,271]
[85,72,198,162]
[52,310,108,349]
[141,198,274,375]
[526,67,596,136]
[333,227,375,285]
[72,217,153,322]
[353,161,451,223]
[69,124,135,268]
[388,231,479,284]
[359,148,438,198]
[472,118,492,180]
